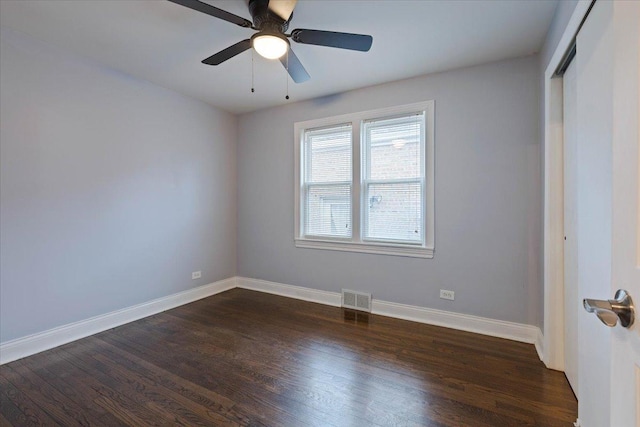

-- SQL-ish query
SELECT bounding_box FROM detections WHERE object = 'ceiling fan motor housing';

[249,0,292,32]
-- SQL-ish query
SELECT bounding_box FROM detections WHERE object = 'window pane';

[364,182,422,243]
[306,125,352,183]
[305,184,351,238]
[365,115,422,180]
[363,113,424,244]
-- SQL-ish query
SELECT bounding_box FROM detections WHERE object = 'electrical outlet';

[440,289,455,300]
[191,271,202,280]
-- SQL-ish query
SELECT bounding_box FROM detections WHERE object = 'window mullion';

[306,180,352,187]
[351,120,361,244]
[362,128,369,242]
[366,178,422,185]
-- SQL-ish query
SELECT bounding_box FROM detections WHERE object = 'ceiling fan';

[168,0,373,83]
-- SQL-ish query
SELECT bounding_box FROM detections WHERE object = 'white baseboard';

[0,277,236,365]
[1,276,545,365]
[237,276,542,347]
[372,299,541,344]
[237,277,342,306]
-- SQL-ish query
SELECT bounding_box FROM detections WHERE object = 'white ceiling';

[0,0,558,114]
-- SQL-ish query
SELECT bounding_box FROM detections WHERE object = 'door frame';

[542,0,593,370]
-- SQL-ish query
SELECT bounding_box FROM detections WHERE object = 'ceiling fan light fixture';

[252,33,289,59]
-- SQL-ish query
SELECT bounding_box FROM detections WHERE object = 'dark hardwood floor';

[0,288,577,426]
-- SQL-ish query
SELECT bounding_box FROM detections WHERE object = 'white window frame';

[294,101,435,258]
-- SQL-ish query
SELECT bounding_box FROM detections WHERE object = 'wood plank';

[6,358,107,427]
[101,325,343,427]
[0,288,577,426]
[21,349,133,426]
[88,337,267,426]
[56,344,225,426]
[0,368,58,426]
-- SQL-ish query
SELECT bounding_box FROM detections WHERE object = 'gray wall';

[0,28,237,343]
[238,55,542,326]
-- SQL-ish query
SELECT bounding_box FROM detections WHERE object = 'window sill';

[294,238,434,259]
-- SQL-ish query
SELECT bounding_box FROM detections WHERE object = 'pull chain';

[285,49,290,100]
[251,49,255,93]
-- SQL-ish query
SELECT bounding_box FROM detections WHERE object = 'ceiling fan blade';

[291,29,373,52]
[268,0,297,21]
[280,48,310,83]
[168,0,253,28]
[202,39,252,65]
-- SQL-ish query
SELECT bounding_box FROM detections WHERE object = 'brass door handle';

[583,289,634,328]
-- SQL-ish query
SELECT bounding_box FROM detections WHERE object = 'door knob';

[583,289,634,328]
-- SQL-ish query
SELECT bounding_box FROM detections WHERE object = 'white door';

[609,2,640,425]
[576,1,640,426]
[563,58,579,397]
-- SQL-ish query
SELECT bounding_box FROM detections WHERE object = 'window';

[363,114,423,244]
[302,124,352,239]
[294,101,434,258]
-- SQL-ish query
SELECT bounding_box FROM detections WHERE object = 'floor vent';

[342,289,372,312]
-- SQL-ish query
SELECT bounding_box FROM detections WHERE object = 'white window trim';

[294,101,435,258]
